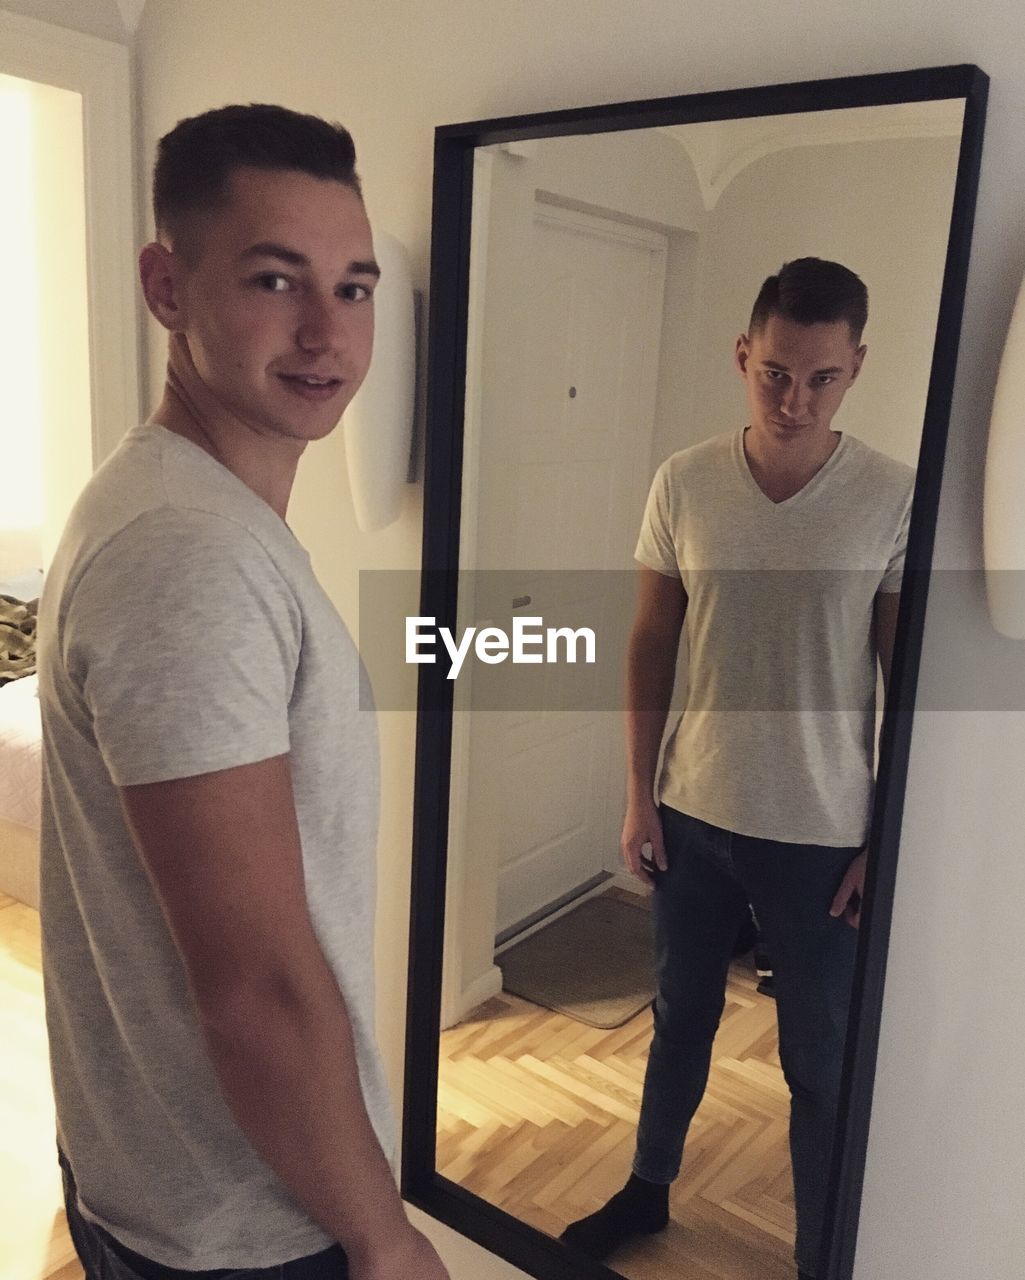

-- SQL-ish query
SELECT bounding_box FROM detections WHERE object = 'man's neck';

[148,384,303,522]
[742,424,841,503]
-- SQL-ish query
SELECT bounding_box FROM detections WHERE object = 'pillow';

[0,568,44,602]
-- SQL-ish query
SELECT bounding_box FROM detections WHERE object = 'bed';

[0,570,43,909]
[0,674,40,908]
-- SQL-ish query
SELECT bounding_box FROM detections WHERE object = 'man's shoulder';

[841,435,916,503]
[42,450,301,656]
[82,422,276,533]
[656,431,736,485]
[52,425,295,594]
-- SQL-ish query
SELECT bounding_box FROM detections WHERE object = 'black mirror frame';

[402,64,989,1280]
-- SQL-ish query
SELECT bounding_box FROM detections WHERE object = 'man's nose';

[779,380,810,418]
[296,293,344,353]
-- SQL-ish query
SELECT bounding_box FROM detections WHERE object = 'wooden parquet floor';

[0,892,83,1280]
[3,882,794,1280]
[438,902,797,1280]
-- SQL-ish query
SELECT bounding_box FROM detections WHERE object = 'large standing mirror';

[400,66,987,1280]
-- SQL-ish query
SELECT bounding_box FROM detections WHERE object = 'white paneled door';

[478,203,668,935]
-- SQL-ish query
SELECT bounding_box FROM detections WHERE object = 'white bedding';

[0,674,41,829]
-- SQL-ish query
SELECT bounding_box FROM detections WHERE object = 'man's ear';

[139,241,187,333]
[735,333,752,376]
[850,343,868,382]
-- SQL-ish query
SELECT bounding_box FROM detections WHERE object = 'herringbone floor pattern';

[0,892,83,1280]
[4,883,796,1280]
[438,912,797,1280]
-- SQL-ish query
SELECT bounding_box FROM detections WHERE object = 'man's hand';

[830,850,867,929]
[621,799,668,887]
[350,1223,450,1280]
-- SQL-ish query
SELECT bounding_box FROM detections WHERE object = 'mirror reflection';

[437,100,965,1280]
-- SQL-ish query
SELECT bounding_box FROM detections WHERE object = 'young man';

[560,258,913,1280]
[37,105,449,1280]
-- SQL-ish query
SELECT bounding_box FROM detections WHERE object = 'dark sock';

[559,1173,670,1259]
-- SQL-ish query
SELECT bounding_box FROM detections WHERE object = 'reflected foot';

[559,1173,670,1260]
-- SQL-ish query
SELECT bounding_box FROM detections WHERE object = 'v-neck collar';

[734,428,848,509]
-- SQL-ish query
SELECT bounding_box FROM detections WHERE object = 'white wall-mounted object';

[984,268,1025,637]
[343,230,416,532]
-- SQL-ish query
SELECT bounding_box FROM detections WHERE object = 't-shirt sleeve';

[878,481,915,595]
[634,461,681,577]
[64,508,302,787]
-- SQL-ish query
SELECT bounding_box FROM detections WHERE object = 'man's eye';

[339,282,374,302]
[764,369,785,380]
[814,375,836,385]
[255,273,290,291]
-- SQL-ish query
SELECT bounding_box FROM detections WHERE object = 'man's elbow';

[629,623,682,663]
[188,948,338,1045]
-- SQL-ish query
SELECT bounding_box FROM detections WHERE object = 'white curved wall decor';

[343,230,416,532]
[984,268,1025,637]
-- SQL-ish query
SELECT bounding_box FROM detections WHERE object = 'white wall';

[120,3,1025,1278]
[681,134,960,466]
[0,0,128,42]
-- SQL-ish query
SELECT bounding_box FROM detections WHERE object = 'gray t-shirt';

[37,422,393,1268]
[635,429,914,846]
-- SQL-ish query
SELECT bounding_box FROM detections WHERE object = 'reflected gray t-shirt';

[635,429,914,846]
[37,422,393,1268]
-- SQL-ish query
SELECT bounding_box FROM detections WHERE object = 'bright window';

[0,74,43,532]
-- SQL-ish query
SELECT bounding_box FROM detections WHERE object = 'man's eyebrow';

[240,242,309,267]
[239,242,381,277]
[761,359,845,375]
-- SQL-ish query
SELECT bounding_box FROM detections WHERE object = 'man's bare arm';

[874,590,901,696]
[119,756,448,1279]
[831,591,904,929]
[622,567,687,883]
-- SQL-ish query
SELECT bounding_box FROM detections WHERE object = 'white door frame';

[0,7,140,464]
[440,149,503,1029]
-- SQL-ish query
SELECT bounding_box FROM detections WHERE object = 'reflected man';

[561,258,913,1280]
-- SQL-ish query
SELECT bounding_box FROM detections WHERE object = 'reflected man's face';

[735,314,866,445]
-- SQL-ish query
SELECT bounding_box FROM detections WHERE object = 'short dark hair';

[153,103,362,253]
[749,257,868,344]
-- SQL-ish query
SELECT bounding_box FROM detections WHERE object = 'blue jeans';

[633,806,860,1277]
[59,1148,348,1280]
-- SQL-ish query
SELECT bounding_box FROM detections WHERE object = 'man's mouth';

[278,373,344,400]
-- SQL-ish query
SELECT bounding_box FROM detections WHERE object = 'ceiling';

[660,98,966,210]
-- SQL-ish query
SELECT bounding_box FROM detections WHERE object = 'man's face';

[735,312,866,444]
[165,167,378,446]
